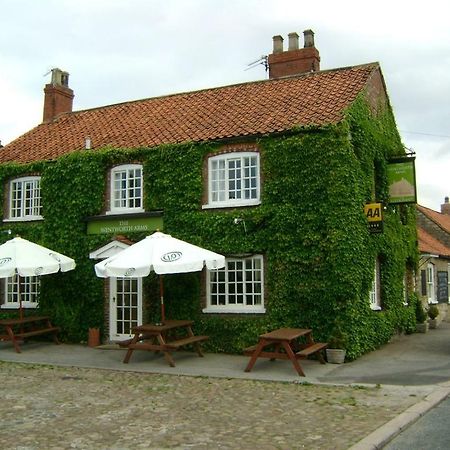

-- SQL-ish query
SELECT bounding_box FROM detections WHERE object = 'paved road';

[383,396,450,449]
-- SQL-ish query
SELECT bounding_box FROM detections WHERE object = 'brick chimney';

[441,196,450,215]
[43,68,74,122]
[268,29,320,79]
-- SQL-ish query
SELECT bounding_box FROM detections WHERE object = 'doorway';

[109,277,142,341]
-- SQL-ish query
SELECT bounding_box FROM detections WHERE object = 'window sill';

[370,305,382,311]
[3,216,44,223]
[106,208,145,215]
[202,200,261,210]
[0,304,38,309]
[202,306,266,314]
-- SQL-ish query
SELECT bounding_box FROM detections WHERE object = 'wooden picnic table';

[244,328,327,376]
[121,319,209,367]
[0,315,60,353]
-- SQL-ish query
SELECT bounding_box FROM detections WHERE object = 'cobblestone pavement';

[0,362,431,450]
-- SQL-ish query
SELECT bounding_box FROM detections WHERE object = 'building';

[416,198,450,321]
[0,30,418,359]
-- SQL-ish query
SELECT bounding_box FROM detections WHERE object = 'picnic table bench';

[244,328,327,376]
[0,316,60,353]
[120,319,209,367]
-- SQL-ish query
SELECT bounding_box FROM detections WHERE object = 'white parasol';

[95,231,225,322]
[0,236,76,318]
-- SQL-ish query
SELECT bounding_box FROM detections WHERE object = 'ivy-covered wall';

[0,92,418,360]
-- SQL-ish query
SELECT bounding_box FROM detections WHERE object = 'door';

[109,277,142,341]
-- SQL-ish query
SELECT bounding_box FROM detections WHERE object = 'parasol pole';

[18,272,23,321]
[159,275,165,323]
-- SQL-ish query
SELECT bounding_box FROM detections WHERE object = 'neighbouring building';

[416,198,450,322]
[0,30,419,359]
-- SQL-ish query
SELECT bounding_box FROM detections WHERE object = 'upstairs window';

[1,275,40,309]
[109,164,143,214]
[204,152,260,208]
[205,255,265,313]
[8,176,42,221]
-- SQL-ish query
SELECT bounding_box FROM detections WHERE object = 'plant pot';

[429,319,438,329]
[88,327,101,347]
[416,322,429,333]
[326,348,346,364]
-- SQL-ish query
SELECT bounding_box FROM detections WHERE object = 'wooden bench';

[15,326,60,340]
[243,344,258,356]
[0,316,60,353]
[244,328,328,376]
[164,335,209,350]
[121,320,209,367]
[296,342,328,364]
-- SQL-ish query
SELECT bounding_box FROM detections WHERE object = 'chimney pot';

[288,32,299,51]
[272,35,284,53]
[268,28,320,78]
[303,29,315,48]
[51,68,70,87]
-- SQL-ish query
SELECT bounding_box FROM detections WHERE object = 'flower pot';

[429,319,438,329]
[88,327,101,347]
[326,348,346,364]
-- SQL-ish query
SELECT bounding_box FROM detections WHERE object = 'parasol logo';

[0,257,12,266]
[35,267,44,275]
[124,267,136,276]
[161,251,182,262]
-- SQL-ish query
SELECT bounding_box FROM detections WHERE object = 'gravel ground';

[0,362,429,450]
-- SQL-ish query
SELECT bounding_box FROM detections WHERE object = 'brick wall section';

[268,47,320,78]
[43,84,74,123]
[363,68,389,115]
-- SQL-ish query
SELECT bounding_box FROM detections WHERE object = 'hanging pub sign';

[387,157,417,204]
[364,202,383,233]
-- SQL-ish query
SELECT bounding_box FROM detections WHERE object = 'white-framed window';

[1,275,40,309]
[203,152,261,209]
[205,255,265,313]
[427,263,436,304]
[7,176,42,221]
[109,164,143,214]
[403,272,408,306]
[369,259,381,310]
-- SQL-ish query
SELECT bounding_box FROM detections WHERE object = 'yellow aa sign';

[364,203,382,222]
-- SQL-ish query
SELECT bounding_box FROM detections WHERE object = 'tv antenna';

[245,55,268,72]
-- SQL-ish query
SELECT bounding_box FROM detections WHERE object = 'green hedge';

[0,95,418,358]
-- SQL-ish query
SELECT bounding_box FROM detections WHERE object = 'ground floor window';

[1,275,40,309]
[369,259,381,310]
[427,263,436,304]
[205,255,265,313]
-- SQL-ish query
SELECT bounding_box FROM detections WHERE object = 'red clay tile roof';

[418,227,450,257]
[1,63,380,164]
[417,205,450,234]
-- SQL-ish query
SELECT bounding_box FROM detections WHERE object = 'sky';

[1,0,449,211]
